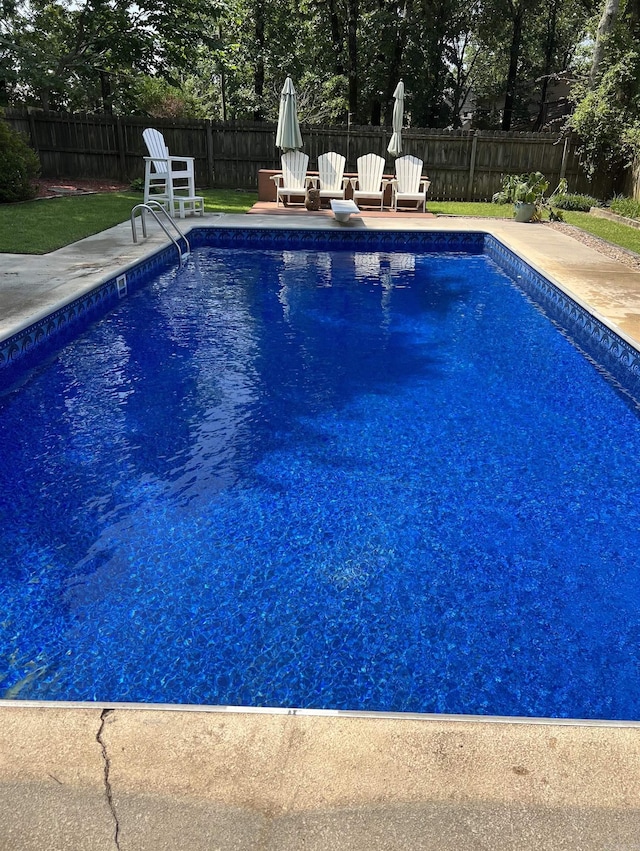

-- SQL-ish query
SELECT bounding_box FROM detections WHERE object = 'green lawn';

[0,188,257,254]
[428,200,514,218]
[3,190,640,259]
[561,211,640,254]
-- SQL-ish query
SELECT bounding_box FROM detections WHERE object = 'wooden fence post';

[466,130,479,200]
[206,120,215,187]
[27,110,39,156]
[559,135,570,181]
[115,117,127,182]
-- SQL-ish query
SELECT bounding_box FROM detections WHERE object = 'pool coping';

[4,696,640,727]
[3,212,640,850]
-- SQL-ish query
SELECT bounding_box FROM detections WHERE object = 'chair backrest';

[143,128,169,173]
[356,154,386,192]
[395,155,424,193]
[281,151,309,188]
[317,152,346,191]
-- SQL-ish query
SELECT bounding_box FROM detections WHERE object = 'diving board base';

[330,200,360,222]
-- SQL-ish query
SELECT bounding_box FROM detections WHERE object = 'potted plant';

[513,173,548,221]
[493,172,549,222]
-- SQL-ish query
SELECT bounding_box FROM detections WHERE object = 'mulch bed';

[33,178,130,199]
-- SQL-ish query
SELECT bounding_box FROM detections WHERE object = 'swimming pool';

[2,229,640,719]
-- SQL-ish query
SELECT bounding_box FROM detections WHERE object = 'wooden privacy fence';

[5,109,612,201]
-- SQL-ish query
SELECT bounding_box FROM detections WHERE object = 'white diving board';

[330,199,360,222]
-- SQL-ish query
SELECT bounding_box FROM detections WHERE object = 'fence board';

[4,109,619,201]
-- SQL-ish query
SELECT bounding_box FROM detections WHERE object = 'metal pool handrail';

[130,201,191,266]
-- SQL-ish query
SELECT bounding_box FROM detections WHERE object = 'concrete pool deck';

[2,211,640,850]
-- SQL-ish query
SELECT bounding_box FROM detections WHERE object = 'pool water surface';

[1,245,640,718]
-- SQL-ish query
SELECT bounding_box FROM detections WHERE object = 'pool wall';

[2,227,640,403]
[485,235,640,402]
[0,242,181,381]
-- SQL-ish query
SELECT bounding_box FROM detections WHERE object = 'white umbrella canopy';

[387,80,405,157]
[275,76,303,152]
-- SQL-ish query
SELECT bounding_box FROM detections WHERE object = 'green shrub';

[551,193,601,212]
[609,195,640,220]
[0,118,40,203]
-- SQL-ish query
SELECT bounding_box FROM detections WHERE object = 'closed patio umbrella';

[387,80,405,157]
[276,76,303,152]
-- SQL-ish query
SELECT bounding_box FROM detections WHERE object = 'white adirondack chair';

[271,151,310,206]
[392,155,431,212]
[142,128,203,218]
[352,154,388,209]
[316,152,348,202]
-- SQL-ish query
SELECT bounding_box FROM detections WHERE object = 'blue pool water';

[2,244,640,719]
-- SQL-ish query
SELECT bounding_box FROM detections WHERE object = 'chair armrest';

[341,177,351,188]
[349,177,359,190]
[305,176,317,189]
[166,155,194,168]
[145,155,194,171]
[270,173,284,187]
[419,178,431,192]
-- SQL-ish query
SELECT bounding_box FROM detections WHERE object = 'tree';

[528,0,596,129]
[446,0,483,128]
[568,0,640,177]
[468,0,593,130]
[0,0,619,136]
[588,0,621,86]
[1,0,223,112]
[502,0,528,130]
[346,0,359,118]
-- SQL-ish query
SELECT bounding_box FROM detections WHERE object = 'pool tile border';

[2,226,640,405]
[186,226,486,253]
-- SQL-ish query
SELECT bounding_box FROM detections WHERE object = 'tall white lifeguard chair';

[142,128,204,219]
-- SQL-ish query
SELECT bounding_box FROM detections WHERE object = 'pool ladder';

[131,201,191,266]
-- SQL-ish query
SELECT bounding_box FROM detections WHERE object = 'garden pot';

[514,201,536,222]
[305,188,321,211]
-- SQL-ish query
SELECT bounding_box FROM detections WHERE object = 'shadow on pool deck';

[3,211,640,850]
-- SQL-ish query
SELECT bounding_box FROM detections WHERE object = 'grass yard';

[0,188,257,254]
[1,190,142,254]
[428,201,514,218]
[560,211,640,254]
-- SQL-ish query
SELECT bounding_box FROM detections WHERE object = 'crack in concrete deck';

[97,709,121,850]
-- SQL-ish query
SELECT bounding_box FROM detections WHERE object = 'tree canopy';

[0,0,631,155]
